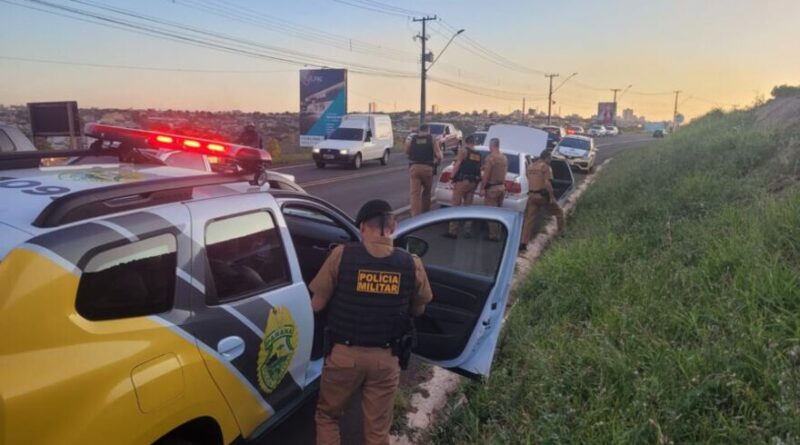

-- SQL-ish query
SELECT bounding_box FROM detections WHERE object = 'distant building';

[623,108,634,122]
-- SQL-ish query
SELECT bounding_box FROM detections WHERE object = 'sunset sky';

[1,0,798,121]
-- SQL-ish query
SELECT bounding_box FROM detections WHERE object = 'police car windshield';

[559,137,590,151]
[329,127,363,141]
[428,125,446,135]
[476,149,520,174]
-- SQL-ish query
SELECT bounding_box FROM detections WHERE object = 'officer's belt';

[409,162,434,167]
[330,333,393,349]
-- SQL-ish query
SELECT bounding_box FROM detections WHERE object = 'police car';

[0,124,522,444]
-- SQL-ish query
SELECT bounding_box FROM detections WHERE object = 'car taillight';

[505,180,522,194]
[439,171,452,183]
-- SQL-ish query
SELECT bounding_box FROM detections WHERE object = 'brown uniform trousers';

[448,180,477,235]
[409,164,434,217]
[315,344,400,445]
[521,193,565,244]
[484,185,506,240]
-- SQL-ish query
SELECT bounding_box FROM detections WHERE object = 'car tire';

[352,153,362,170]
[315,161,325,169]
[380,149,389,166]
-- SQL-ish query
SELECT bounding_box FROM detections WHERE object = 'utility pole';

[672,90,681,130]
[413,15,437,127]
[610,88,622,125]
[521,97,526,123]
[545,73,559,125]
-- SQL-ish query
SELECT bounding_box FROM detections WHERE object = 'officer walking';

[520,149,565,250]
[445,134,482,238]
[479,138,508,241]
[405,125,444,217]
[310,199,433,445]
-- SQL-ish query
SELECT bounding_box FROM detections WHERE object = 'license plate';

[323,154,335,160]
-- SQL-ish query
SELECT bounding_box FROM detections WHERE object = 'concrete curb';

[389,159,612,445]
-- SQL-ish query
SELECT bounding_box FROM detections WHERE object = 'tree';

[771,84,800,99]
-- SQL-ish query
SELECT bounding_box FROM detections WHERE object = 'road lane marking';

[299,165,408,188]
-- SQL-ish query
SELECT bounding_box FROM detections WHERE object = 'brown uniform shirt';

[483,151,508,188]
[527,159,553,191]
[309,234,433,316]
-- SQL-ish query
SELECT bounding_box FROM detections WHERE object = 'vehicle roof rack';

[32,173,251,228]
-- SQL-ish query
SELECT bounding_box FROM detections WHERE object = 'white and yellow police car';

[0,124,522,444]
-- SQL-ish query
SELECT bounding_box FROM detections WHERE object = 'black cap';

[355,199,393,226]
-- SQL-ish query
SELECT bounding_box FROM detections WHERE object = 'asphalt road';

[257,132,654,444]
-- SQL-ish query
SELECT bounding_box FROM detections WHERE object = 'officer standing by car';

[405,125,444,216]
[445,134,482,238]
[479,137,508,241]
[236,122,263,149]
[309,199,433,445]
[520,149,565,250]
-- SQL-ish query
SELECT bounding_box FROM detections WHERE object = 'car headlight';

[339,149,348,155]
[312,148,320,154]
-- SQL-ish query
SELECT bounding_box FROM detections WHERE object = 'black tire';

[352,153,362,170]
[315,161,325,169]
[380,149,389,166]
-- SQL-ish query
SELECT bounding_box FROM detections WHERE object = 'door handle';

[217,336,245,361]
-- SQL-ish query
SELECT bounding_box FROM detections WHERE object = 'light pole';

[414,21,463,126]
[546,72,578,124]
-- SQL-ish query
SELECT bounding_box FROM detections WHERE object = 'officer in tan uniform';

[521,150,565,250]
[479,137,508,241]
[445,134,482,238]
[310,199,433,445]
[405,125,444,216]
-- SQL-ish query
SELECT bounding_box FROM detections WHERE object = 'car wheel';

[380,149,389,166]
[352,153,362,170]
[315,161,325,169]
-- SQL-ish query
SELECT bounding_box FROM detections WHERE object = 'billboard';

[28,101,82,137]
[597,102,617,126]
[299,69,347,147]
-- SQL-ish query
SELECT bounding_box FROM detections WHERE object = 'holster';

[391,321,417,370]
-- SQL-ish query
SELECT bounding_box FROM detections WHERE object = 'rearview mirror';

[404,236,429,257]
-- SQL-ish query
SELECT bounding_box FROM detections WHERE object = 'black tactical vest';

[328,243,416,347]
[409,135,434,165]
[454,148,482,182]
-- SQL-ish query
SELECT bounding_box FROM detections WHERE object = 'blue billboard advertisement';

[299,68,348,147]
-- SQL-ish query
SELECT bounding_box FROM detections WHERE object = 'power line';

[0,54,297,73]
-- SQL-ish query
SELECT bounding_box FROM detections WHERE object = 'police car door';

[184,192,314,438]
[394,206,522,379]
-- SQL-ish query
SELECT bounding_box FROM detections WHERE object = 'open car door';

[394,206,522,379]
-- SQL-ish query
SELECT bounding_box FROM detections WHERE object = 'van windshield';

[329,127,364,141]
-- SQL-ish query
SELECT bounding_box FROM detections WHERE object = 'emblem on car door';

[257,306,298,394]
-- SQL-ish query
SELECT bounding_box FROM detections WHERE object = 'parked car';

[0,123,520,445]
[541,125,566,148]
[312,114,394,169]
[406,122,463,155]
[566,125,585,135]
[587,125,608,137]
[653,129,667,138]
[605,125,620,136]
[553,135,597,173]
[0,125,37,152]
[435,124,575,213]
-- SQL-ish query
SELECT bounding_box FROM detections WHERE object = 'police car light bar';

[84,123,271,166]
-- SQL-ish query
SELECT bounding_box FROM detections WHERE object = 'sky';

[1,0,798,121]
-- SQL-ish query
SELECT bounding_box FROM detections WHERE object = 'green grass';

[431,105,800,444]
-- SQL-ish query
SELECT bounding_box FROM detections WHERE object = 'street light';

[419,27,464,125]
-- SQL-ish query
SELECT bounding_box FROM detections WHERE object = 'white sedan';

[587,125,607,137]
[553,135,597,173]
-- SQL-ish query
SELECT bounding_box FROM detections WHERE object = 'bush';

[771,84,800,99]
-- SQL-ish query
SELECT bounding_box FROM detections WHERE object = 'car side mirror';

[404,236,429,257]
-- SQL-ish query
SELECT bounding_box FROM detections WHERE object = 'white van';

[312,114,394,169]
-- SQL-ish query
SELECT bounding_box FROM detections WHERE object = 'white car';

[553,135,597,173]
[587,125,607,137]
[605,125,620,136]
[312,114,394,169]
[435,124,574,212]
[0,125,38,152]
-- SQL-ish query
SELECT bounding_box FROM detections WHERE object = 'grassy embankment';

[432,99,800,443]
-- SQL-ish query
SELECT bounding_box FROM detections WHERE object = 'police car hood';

[483,125,548,157]
[0,164,216,258]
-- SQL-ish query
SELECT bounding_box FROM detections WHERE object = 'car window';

[0,129,16,152]
[400,220,507,279]
[205,211,291,304]
[428,124,445,134]
[283,205,337,225]
[559,138,591,150]
[76,233,177,320]
[163,151,208,171]
[329,127,363,141]
[477,149,520,174]
[472,133,487,145]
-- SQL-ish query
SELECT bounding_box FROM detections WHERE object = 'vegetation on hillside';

[432,97,800,444]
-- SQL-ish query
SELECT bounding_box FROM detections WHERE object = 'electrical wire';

[0,55,298,73]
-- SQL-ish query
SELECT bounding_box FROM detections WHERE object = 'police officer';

[445,134,482,238]
[236,122,263,149]
[310,199,433,445]
[479,137,508,241]
[405,125,444,217]
[521,150,565,250]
